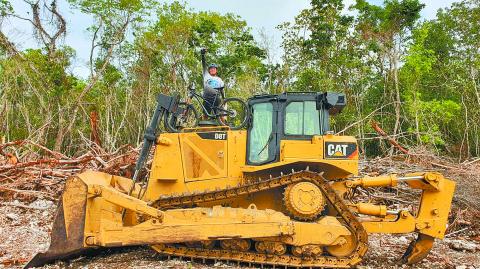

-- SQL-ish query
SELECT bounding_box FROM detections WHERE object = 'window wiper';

[257,132,274,157]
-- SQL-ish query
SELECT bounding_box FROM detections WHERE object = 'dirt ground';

[0,157,479,269]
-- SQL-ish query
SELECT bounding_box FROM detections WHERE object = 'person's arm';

[201,48,207,77]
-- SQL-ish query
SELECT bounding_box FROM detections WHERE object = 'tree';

[352,0,424,154]
[1,0,479,160]
[279,0,354,92]
[419,0,480,157]
[401,22,461,148]
[130,2,267,99]
[80,2,268,149]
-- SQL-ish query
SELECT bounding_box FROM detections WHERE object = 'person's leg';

[213,92,227,123]
[202,85,217,119]
[212,92,221,114]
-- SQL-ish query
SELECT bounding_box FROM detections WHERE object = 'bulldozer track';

[151,170,369,268]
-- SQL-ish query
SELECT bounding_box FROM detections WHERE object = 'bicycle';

[164,85,249,132]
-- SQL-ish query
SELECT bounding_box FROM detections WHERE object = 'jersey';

[204,74,225,90]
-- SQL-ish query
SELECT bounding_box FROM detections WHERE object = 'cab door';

[246,98,279,165]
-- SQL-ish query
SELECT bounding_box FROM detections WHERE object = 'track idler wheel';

[325,234,358,258]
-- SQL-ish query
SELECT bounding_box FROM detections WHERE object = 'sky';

[2,0,458,78]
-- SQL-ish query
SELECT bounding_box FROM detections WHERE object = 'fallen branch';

[368,193,416,205]
[0,140,140,202]
[336,102,394,135]
[0,140,25,151]
[464,158,480,166]
[445,227,470,238]
[0,187,56,199]
[2,258,29,266]
[431,162,460,170]
[371,120,409,154]
[0,156,94,173]
[0,139,68,159]
[26,140,68,159]
[0,202,50,210]
[0,140,24,160]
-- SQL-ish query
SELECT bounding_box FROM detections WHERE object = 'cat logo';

[324,142,358,159]
[327,144,348,157]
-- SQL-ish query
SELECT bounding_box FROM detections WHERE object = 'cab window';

[248,102,273,164]
[285,101,321,136]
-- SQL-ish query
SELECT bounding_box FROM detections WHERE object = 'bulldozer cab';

[247,92,346,165]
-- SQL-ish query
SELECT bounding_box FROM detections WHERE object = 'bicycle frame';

[187,89,229,118]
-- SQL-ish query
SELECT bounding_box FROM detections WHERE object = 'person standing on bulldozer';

[201,48,225,117]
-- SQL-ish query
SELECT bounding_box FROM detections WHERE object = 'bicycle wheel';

[164,102,199,132]
[217,98,249,130]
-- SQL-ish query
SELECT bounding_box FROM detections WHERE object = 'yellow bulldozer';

[26,92,455,268]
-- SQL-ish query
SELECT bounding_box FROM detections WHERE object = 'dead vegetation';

[0,139,139,203]
[0,140,479,268]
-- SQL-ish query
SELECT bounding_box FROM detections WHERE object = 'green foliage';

[303,0,353,54]
[402,23,436,76]
[353,0,424,31]
[131,2,267,99]
[279,0,479,157]
[67,0,152,19]
[1,0,479,158]
[279,0,356,95]
[0,0,12,17]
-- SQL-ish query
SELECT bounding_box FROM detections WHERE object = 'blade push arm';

[343,172,455,265]
[345,172,455,239]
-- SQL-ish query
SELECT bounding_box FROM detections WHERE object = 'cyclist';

[201,48,224,117]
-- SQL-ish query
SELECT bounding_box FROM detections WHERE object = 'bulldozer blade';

[401,233,435,265]
[24,177,89,268]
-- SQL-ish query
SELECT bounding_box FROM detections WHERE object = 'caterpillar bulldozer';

[25,92,455,268]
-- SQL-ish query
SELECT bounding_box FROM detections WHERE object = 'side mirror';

[316,92,346,115]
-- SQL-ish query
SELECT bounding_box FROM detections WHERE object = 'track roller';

[220,239,251,251]
[254,241,287,256]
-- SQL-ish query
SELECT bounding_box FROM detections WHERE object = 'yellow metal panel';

[180,132,228,181]
[148,130,360,203]
[146,130,247,201]
[241,158,358,178]
[150,133,184,182]
[281,140,323,160]
[226,130,247,179]
[414,178,456,239]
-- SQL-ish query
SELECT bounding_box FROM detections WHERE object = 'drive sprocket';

[283,181,325,220]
